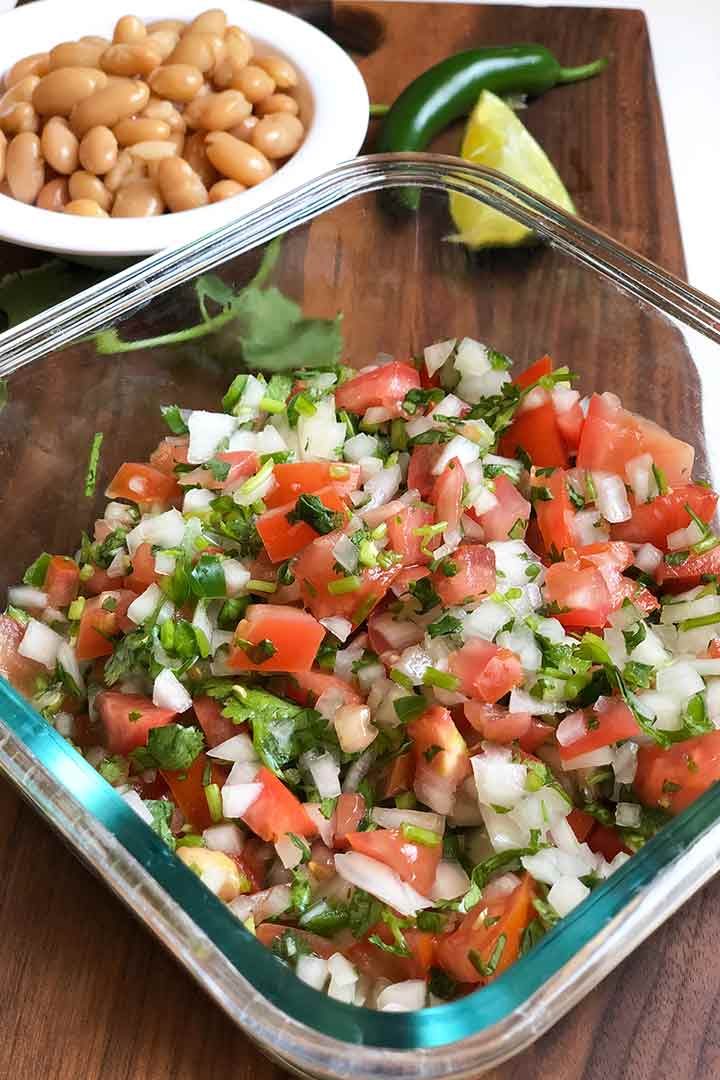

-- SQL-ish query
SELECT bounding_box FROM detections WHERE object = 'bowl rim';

[0,0,369,257]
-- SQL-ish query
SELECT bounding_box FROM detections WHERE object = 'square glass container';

[1,155,720,1079]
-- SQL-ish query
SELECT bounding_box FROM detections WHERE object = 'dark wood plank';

[0,5,709,1080]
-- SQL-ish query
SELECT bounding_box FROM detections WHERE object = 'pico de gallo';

[3,339,720,1012]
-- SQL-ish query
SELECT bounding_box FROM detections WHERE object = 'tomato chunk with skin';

[408,706,470,785]
[349,927,436,983]
[477,474,531,542]
[228,604,324,673]
[0,614,43,697]
[449,639,523,703]
[555,398,585,451]
[578,392,694,486]
[162,752,226,832]
[514,354,553,390]
[387,503,437,566]
[611,484,718,550]
[242,766,316,842]
[123,541,158,594]
[433,543,495,606]
[346,828,441,895]
[382,751,415,799]
[656,545,720,588]
[499,395,569,469]
[286,670,361,708]
[264,462,360,510]
[436,873,536,984]
[464,702,531,743]
[407,443,442,499]
[193,695,238,748]
[149,436,188,474]
[295,531,400,626]
[533,469,577,555]
[333,792,366,850]
[543,561,611,629]
[558,702,640,762]
[76,590,137,661]
[256,486,348,563]
[97,691,176,756]
[43,556,79,608]
[432,459,465,538]
[335,360,420,418]
[634,731,720,815]
[106,462,178,505]
[518,718,555,754]
[565,542,659,616]
[256,923,335,958]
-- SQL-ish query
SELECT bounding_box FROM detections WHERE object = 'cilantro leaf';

[347,889,383,939]
[130,724,204,772]
[286,493,344,535]
[0,259,104,330]
[145,798,176,851]
[222,687,334,775]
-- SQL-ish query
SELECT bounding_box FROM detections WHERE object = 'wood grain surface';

[2,3,719,1080]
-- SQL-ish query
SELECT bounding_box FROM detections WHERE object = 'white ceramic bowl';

[0,0,369,260]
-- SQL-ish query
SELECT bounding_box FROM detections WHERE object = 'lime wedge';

[449,90,575,249]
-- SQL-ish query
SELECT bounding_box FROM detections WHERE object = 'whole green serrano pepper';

[376,44,607,209]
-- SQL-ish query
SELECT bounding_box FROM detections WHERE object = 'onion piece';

[372,807,445,834]
[556,710,587,747]
[430,859,470,901]
[304,803,335,847]
[206,733,258,764]
[547,876,590,916]
[126,508,185,556]
[7,585,48,610]
[377,980,427,1012]
[334,853,434,917]
[332,534,359,574]
[187,410,236,465]
[320,616,353,643]
[300,750,342,798]
[203,823,245,854]
[633,543,663,574]
[334,704,378,754]
[296,954,329,991]
[57,640,84,694]
[275,833,304,870]
[229,883,290,925]
[560,746,615,770]
[592,471,631,523]
[152,668,191,713]
[221,782,263,819]
[18,618,63,670]
[424,338,456,377]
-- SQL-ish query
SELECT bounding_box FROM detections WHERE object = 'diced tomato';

[634,731,720,815]
[43,555,79,608]
[408,706,470,786]
[193,695,238,747]
[235,837,270,892]
[656,546,720,589]
[286,670,361,708]
[122,541,158,594]
[264,461,361,510]
[228,604,325,673]
[97,691,176,755]
[558,701,639,762]
[256,923,335,958]
[386,503,437,566]
[349,927,436,982]
[436,873,536,984]
[163,753,228,832]
[256,486,349,562]
[295,531,400,627]
[567,807,596,843]
[76,590,137,661]
[106,462,179,505]
[81,566,116,596]
[407,443,442,499]
[708,639,720,660]
[149,436,188,474]
[587,823,628,862]
[432,459,465,538]
[577,392,694,486]
[333,792,366,850]
[390,566,430,597]
[543,561,611,629]
[449,639,523,704]
[247,552,300,606]
[242,766,316,842]
[499,394,569,469]
[215,450,259,492]
[0,614,43,698]
[432,543,495,606]
[464,702,531,743]
[555,399,585,451]
[346,828,441,894]
[334,360,420,418]
[533,469,577,555]
[611,483,717,550]
[514,354,553,390]
[568,542,659,615]
[381,751,415,799]
[518,718,555,754]
[476,474,531,542]
[226,850,264,893]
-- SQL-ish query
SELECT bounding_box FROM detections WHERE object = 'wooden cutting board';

[3,5,718,1080]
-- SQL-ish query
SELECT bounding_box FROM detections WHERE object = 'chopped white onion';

[592,471,632,523]
[127,583,163,625]
[572,509,610,546]
[320,616,353,643]
[304,803,336,847]
[126,508,185,556]
[424,338,456,377]
[7,585,48,610]
[334,704,378,754]
[372,611,425,651]
[206,733,258,763]
[153,668,191,713]
[154,552,176,576]
[552,385,580,413]
[547,876,590,916]
[334,853,433,917]
[332,534,359,574]
[560,746,615,770]
[203,823,245,854]
[462,599,511,643]
[472,747,527,810]
[105,500,137,529]
[624,453,656,503]
[613,741,638,784]
[296,954,329,991]
[221,782,263,819]
[509,687,565,715]
[57,640,84,694]
[483,872,522,902]
[362,463,402,510]
[344,433,380,463]
[372,807,445,834]
[556,710,587,747]
[661,594,720,625]
[377,980,427,1012]
[183,488,214,515]
[274,833,304,870]
[18,618,63,670]
[298,397,346,461]
[414,762,457,815]
[430,860,470,901]
[634,543,663,574]
[667,520,705,551]
[230,883,290,925]
[187,410,236,465]
[223,558,250,597]
[615,802,642,828]
[655,660,705,703]
[301,750,342,798]
[226,760,260,785]
[432,434,480,476]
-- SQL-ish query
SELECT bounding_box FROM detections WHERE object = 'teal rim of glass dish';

[2,673,720,1050]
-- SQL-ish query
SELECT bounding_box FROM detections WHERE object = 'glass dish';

[1,154,720,1078]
